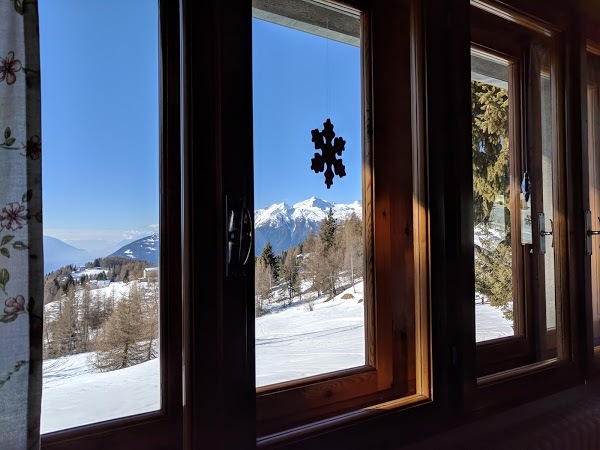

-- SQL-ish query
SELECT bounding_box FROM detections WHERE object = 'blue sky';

[38,2,360,248]
[39,0,159,247]
[253,19,362,210]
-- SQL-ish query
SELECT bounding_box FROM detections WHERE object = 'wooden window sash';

[255,0,429,438]
[471,5,569,378]
[470,38,532,376]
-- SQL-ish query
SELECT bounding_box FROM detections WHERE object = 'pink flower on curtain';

[0,51,22,85]
[0,202,29,230]
[23,135,41,159]
[4,295,25,315]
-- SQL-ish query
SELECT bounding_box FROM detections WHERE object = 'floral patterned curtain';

[0,0,43,448]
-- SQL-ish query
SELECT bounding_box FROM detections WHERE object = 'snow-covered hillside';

[41,277,512,433]
[254,196,362,255]
[108,234,159,264]
[256,281,365,386]
[42,354,159,434]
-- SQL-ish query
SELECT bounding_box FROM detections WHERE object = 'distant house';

[143,267,159,280]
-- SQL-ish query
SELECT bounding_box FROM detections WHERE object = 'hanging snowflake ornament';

[310,118,346,189]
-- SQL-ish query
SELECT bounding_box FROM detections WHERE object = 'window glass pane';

[540,66,556,331]
[532,45,558,358]
[587,53,600,347]
[39,0,160,432]
[252,0,364,387]
[471,50,516,342]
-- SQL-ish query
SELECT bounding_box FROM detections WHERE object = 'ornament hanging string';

[326,17,331,118]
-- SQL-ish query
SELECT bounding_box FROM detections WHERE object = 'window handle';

[226,196,254,278]
[585,210,600,255]
[240,207,253,267]
[538,213,553,255]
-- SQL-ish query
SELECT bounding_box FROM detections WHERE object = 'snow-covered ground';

[475,300,514,342]
[71,267,106,280]
[256,283,365,386]
[41,355,159,434]
[41,281,513,433]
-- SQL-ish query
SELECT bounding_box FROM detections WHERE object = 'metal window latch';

[538,212,553,255]
[585,210,600,256]
[225,195,253,278]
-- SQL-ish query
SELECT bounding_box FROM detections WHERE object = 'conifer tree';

[318,208,342,298]
[87,291,105,331]
[302,230,325,296]
[49,285,80,357]
[340,213,363,292]
[62,274,75,294]
[255,258,271,315]
[141,282,159,361]
[93,283,147,372]
[260,241,279,284]
[319,208,337,251]
[472,80,513,321]
[472,81,510,223]
[281,247,301,303]
[80,283,92,352]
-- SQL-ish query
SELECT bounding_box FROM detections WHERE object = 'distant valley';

[43,236,94,274]
[43,234,158,274]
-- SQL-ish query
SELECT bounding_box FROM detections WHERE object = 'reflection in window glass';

[588,53,600,346]
[252,0,365,387]
[471,50,516,342]
[540,68,556,330]
[39,0,160,433]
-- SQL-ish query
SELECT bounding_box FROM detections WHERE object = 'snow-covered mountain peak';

[264,202,291,214]
[292,196,332,210]
[255,202,292,228]
[254,197,362,256]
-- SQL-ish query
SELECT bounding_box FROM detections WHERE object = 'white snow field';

[475,299,514,342]
[41,355,159,434]
[41,281,512,433]
[256,282,366,387]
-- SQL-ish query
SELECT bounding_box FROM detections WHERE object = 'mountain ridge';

[108,234,159,265]
[43,198,361,270]
[254,196,361,256]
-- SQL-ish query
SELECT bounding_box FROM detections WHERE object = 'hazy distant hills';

[43,236,94,274]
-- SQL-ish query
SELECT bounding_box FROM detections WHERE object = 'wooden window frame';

[40,1,182,448]
[248,0,431,441]
[470,2,570,379]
